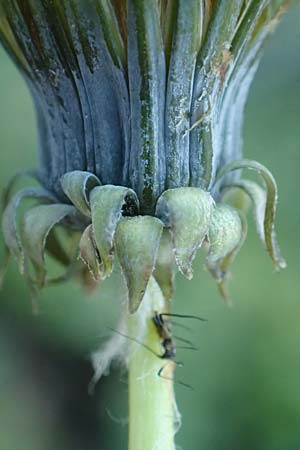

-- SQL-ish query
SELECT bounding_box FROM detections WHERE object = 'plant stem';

[128,277,177,450]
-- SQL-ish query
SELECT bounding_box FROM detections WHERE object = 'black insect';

[109,311,206,389]
[152,312,176,360]
[152,312,206,389]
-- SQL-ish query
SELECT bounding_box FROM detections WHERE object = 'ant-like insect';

[152,312,206,357]
[152,312,177,360]
[109,311,206,390]
[152,312,206,389]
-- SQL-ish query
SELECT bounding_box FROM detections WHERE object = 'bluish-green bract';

[0,0,276,213]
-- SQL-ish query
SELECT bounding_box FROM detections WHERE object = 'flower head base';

[1,157,286,311]
[0,1,287,311]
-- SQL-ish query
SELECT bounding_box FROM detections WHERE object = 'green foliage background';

[0,6,300,450]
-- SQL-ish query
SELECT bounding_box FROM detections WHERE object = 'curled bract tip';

[156,187,214,280]
[90,185,139,280]
[216,159,286,272]
[22,203,76,287]
[61,171,101,217]
[2,187,56,274]
[207,203,247,300]
[79,225,102,282]
[115,216,164,314]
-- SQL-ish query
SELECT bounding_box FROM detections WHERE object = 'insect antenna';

[107,327,160,358]
[160,312,207,322]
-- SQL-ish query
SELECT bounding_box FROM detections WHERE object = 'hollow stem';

[128,277,177,450]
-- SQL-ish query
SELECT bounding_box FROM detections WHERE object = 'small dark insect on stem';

[152,312,206,354]
[151,312,206,390]
[152,312,194,389]
[152,313,198,355]
[108,311,206,390]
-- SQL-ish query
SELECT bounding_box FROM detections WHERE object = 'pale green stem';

[128,277,177,450]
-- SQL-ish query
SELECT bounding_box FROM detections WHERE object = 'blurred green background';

[1,6,300,450]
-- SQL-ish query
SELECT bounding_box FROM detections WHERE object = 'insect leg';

[174,335,198,349]
[157,365,194,391]
[176,345,199,352]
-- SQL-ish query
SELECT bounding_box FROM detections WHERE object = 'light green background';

[0,6,300,450]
